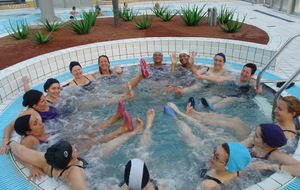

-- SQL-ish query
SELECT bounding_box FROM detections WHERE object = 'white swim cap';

[179,50,189,56]
[124,158,150,190]
[153,50,162,54]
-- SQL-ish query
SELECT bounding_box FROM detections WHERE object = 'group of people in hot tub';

[1,50,300,190]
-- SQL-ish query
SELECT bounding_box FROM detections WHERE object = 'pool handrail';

[256,33,300,89]
[272,67,300,120]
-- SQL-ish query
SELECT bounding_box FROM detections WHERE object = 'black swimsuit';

[283,129,297,135]
[200,169,240,184]
[73,76,92,87]
[50,157,88,179]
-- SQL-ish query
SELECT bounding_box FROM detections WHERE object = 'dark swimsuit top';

[73,76,92,87]
[50,157,88,179]
[118,179,159,190]
[36,106,58,122]
[283,129,297,135]
[200,169,240,185]
[233,77,251,87]
[248,144,277,160]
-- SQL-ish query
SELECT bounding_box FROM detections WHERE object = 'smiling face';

[98,56,110,72]
[25,115,44,136]
[179,53,190,65]
[153,52,163,64]
[209,145,228,170]
[274,99,296,122]
[71,65,83,78]
[239,66,253,82]
[213,55,225,70]
[46,83,60,99]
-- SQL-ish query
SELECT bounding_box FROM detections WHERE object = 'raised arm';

[170,53,178,72]
[21,76,31,92]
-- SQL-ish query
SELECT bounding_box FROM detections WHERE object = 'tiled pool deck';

[0,1,300,189]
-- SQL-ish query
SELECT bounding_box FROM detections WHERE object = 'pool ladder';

[255,33,300,121]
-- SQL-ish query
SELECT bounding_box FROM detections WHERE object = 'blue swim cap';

[215,53,226,63]
[225,142,251,173]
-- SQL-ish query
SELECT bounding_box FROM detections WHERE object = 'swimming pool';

[0,37,299,189]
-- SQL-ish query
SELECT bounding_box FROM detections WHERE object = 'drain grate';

[253,9,294,22]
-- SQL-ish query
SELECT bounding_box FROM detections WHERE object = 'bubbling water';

[39,64,277,189]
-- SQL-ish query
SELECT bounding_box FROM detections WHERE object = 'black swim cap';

[69,61,81,72]
[45,141,72,169]
[43,78,60,92]
[22,90,43,108]
[124,158,149,190]
[14,115,31,136]
[215,53,226,63]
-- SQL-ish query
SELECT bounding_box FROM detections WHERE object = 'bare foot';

[134,118,144,132]
[174,86,183,95]
[146,109,155,129]
[186,102,194,115]
[122,82,135,101]
[166,85,173,93]
[167,102,180,113]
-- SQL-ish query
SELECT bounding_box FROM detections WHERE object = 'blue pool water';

[2,57,299,189]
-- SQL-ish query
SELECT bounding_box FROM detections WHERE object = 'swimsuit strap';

[84,75,91,82]
[59,164,85,178]
[118,180,125,187]
[237,171,240,177]
[73,79,78,85]
[206,67,210,72]
[283,129,297,135]
[265,148,277,160]
[205,175,222,184]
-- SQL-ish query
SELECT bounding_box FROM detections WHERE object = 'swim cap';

[262,123,287,148]
[22,89,43,108]
[215,53,226,63]
[124,158,150,190]
[179,50,189,56]
[225,142,251,173]
[14,115,31,136]
[69,61,81,72]
[43,78,60,92]
[153,50,162,54]
[45,141,72,169]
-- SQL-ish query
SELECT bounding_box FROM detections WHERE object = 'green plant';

[151,6,167,17]
[219,14,246,33]
[218,5,236,24]
[30,29,54,44]
[180,4,207,26]
[119,8,136,21]
[6,19,30,40]
[81,10,98,26]
[158,10,178,21]
[68,18,93,34]
[132,14,153,29]
[38,19,65,32]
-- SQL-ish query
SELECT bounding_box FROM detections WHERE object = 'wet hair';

[22,90,43,108]
[98,55,112,74]
[72,6,76,10]
[221,143,229,164]
[43,78,60,92]
[14,115,31,136]
[281,96,300,117]
[243,63,257,75]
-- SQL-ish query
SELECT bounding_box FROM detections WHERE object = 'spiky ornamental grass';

[219,14,246,33]
[119,8,136,21]
[6,19,30,40]
[132,14,153,29]
[38,19,65,32]
[179,4,207,26]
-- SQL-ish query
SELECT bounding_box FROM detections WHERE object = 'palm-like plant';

[218,5,236,24]
[6,19,30,40]
[30,29,54,44]
[68,18,93,34]
[158,10,178,22]
[219,14,246,33]
[119,8,136,21]
[180,4,207,26]
[38,19,65,32]
[132,14,153,29]
[81,10,98,26]
[151,6,167,17]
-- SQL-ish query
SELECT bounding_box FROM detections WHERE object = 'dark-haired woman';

[1,89,58,154]
[22,76,61,104]
[68,61,95,87]
[94,55,123,77]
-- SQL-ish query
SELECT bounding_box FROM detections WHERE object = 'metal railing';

[256,33,300,89]
[272,68,300,120]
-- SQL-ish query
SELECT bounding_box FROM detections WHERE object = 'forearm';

[2,122,14,145]
[271,164,300,177]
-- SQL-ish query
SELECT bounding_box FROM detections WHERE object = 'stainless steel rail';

[256,33,300,89]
